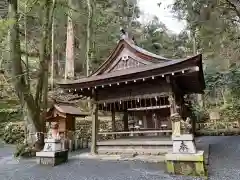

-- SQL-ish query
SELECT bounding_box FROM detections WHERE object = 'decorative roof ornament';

[120,27,135,44]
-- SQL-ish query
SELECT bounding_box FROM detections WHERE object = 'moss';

[165,161,174,174]
[166,160,207,177]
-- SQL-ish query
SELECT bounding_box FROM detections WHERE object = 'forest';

[1,0,240,151]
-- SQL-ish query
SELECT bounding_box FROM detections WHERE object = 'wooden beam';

[98,130,172,135]
[127,105,170,111]
[97,92,169,104]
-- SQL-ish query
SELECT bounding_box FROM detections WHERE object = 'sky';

[138,0,186,34]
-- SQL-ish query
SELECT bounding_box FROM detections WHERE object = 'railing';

[98,129,172,137]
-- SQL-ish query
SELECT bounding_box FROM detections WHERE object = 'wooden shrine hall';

[58,35,205,156]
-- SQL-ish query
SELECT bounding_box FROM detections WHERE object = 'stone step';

[97,144,172,156]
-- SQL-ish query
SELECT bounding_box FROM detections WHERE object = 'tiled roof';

[58,54,201,86]
[92,39,171,76]
[53,103,89,116]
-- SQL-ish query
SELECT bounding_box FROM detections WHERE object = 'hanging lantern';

[134,80,136,83]
[172,72,175,75]
[117,82,120,85]
[162,74,165,77]
[102,85,104,88]
[182,70,185,74]
[152,76,155,79]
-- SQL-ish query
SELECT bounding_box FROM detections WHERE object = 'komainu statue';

[181,117,192,134]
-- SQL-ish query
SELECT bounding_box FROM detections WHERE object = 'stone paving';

[0,136,240,180]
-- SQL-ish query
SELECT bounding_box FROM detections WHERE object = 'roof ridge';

[124,40,171,61]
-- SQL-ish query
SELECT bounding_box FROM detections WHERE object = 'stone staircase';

[97,138,173,156]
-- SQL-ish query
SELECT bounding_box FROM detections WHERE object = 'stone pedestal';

[43,139,62,152]
[36,138,68,166]
[165,134,207,178]
[172,134,196,154]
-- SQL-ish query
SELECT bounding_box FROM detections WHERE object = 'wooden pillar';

[111,109,116,139]
[166,76,181,136]
[123,110,128,132]
[169,93,181,136]
[91,90,98,155]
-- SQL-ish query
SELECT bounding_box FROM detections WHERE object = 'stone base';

[36,150,68,166]
[165,150,207,177]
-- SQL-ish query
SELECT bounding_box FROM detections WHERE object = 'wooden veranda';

[57,34,205,155]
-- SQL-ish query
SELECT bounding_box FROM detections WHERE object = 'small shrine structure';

[46,102,89,149]
[57,33,205,157]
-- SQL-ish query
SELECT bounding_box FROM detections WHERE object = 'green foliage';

[190,103,208,122]
[171,0,240,123]
[2,122,25,144]
[220,103,240,121]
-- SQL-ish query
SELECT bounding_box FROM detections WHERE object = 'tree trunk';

[50,5,55,90]
[8,0,42,133]
[86,0,94,76]
[65,0,75,79]
[8,0,55,149]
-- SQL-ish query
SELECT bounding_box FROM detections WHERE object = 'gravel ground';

[0,136,240,180]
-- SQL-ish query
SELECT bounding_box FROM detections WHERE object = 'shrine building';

[57,34,205,156]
